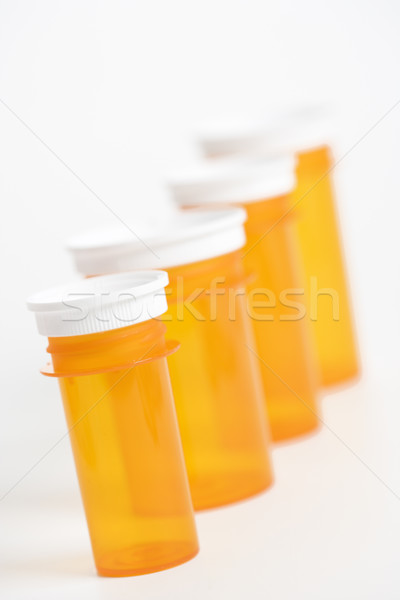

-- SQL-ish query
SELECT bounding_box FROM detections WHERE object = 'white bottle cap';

[197,104,334,157]
[166,155,296,207]
[27,270,169,337]
[67,207,247,276]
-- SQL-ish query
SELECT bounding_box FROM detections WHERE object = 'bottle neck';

[297,144,332,172]
[165,250,247,304]
[46,319,175,377]
[243,193,293,236]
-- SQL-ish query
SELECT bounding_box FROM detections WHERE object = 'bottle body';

[294,146,359,386]
[48,322,198,576]
[242,194,320,441]
[164,252,273,510]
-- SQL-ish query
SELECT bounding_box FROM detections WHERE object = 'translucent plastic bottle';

[68,208,273,510]
[27,271,199,576]
[196,106,360,387]
[293,144,359,385]
[167,158,319,441]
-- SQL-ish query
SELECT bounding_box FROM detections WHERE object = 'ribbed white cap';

[67,207,247,276]
[166,155,296,207]
[197,104,334,157]
[27,271,169,337]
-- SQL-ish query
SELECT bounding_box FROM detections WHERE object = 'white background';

[1,1,400,598]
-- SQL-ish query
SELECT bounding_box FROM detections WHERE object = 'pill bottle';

[68,208,273,509]
[27,271,199,576]
[167,158,320,441]
[197,106,359,387]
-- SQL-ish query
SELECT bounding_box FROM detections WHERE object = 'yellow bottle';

[27,271,199,576]
[293,145,359,385]
[68,208,274,509]
[167,157,320,441]
[197,106,360,387]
